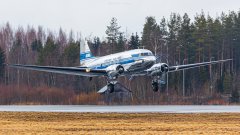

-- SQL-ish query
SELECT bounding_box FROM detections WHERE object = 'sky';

[0,0,239,38]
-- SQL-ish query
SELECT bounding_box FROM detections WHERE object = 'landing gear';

[152,80,159,92]
[105,65,124,94]
[108,83,115,93]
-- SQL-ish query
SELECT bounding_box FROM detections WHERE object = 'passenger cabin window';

[132,52,153,57]
[132,54,139,57]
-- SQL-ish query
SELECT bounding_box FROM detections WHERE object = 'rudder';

[80,40,94,65]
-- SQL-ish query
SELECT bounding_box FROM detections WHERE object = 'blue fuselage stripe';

[91,56,143,69]
[92,57,142,69]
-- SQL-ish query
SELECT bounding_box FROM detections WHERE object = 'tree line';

[0,10,239,104]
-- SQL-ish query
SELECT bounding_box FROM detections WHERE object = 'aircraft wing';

[8,64,107,77]
[168,59,232,72]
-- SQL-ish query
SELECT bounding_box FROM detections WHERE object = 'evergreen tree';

[116,33,125,52]
[142,16,161,54]
[193,12,207,62]
[31,39,43,53]
[92,37,101,56]
[211,17,223,59]
[192,12,210,90]
[167,13,182,64]
[179,13,192,60]
[232,11,240,72]
[178,13,194,94]
[129,33,140,49]
[135,33,140,48]
[159,17,168,38]
[62,41,80,66]
[105,17,121,53]
[158,17,168,62]
[38,36,59,66]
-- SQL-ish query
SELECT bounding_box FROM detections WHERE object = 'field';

[0,112,239,135]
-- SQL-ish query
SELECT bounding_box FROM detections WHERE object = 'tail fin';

[80,40,94,65]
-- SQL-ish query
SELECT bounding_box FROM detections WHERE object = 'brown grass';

[0,112,239,135]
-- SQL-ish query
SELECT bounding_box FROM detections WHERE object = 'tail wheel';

[152,81,159,92]
[108,83,114,93]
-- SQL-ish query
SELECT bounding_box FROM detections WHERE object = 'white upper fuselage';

[81,49,156,74]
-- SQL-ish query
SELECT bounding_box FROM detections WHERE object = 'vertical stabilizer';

[80,40,94,65]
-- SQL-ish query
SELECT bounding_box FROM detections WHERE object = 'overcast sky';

[0,0,239,38]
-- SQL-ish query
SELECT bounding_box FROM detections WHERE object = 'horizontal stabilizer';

[97,85,108,94]
[97,81,117,94]
[98,81,132,94]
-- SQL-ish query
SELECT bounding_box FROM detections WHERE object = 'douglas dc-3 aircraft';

[9,41,231,93]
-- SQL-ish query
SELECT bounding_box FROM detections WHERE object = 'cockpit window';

[140,52,153,56]
[144,53,149,56]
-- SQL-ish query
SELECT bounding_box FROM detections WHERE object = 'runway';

[0,105,239,113]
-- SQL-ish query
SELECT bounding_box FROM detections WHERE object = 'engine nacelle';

[148,63,169,76]
[106,64,125,78]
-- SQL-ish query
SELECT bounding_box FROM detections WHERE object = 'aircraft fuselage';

[82,49,156,75]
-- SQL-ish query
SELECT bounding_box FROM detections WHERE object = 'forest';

[0,10,239,105]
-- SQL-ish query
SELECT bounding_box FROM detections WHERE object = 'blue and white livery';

[80,40,95,65]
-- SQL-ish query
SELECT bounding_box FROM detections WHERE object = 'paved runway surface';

[0,105,239,113]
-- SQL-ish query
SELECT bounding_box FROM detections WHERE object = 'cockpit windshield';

[140,52,153,56]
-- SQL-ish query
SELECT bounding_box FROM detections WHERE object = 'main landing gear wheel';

[108,83,114,93]
[152,81,159,92]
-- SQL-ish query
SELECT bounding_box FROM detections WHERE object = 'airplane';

[9,40,232,93]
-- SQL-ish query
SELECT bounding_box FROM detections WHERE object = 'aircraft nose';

[152,56,157,61]
[144,56,156,62]
[151,56,156,61]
